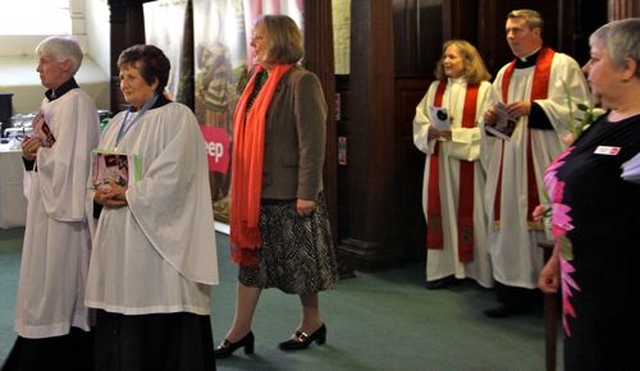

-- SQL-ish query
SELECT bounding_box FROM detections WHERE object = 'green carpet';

[0,227,562,371]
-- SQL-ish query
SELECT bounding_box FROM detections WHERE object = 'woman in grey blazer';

[214,14,338,358]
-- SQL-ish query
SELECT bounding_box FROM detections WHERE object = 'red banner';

[200,126,230,174]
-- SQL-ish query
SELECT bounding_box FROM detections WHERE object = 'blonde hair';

[254,14,303,64]
[434,40,491,84]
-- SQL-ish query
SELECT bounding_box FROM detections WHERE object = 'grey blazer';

[260,65,327,201]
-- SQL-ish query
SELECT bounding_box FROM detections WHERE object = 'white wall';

[0,0,111,115]
[86,0,111,77]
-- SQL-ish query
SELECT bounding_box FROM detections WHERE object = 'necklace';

[115,93,159,151]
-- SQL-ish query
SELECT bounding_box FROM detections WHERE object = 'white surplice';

[14,89,101,338]
[482,52,591,288]
[85,102,218,315]
[413,78,494,288]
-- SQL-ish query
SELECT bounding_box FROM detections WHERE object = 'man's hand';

[505,101,532,120]
[21,136,42,161]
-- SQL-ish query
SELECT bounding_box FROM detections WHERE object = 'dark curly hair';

[117,44,170,93]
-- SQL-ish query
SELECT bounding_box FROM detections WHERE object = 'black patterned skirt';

[238,194,338,295]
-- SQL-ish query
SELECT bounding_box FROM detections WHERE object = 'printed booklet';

[91,149,141,190]
[485,102,517,140]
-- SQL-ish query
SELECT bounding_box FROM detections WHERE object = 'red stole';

[494,47,555,223]
[426,81,479,262]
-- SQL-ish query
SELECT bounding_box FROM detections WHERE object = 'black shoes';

[425,276,458,290]
[278,324,327,351]
[214,331,255,358]
[483,305,530,319]
[215,325,328,357]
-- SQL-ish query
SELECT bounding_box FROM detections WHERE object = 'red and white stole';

[493,47,555,224]
[426,81,479,262]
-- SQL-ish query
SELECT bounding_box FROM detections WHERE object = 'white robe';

[14,89,101,338]
[85,102,218,316]
[413,78,493,288]
[482,52,591,288]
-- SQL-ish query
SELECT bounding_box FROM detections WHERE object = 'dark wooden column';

[337,0,400,269]
[303,0,337,244]
[108,0,150,114]
[302,0,352,276]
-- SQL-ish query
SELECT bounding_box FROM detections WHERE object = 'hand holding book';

[485,102,517,140]
[91,149,141,209]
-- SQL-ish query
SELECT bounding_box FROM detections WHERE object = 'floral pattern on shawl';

[543,146,580,336]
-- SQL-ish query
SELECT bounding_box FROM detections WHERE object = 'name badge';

[594,146,621,155]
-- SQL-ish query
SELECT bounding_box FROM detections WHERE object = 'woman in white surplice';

[413,40,494,289]
[85,45,219,371]
[3,36,101,371]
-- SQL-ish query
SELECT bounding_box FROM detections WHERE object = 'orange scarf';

[230,63,293,266]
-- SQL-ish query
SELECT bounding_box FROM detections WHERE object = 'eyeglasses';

[251,35,265,43]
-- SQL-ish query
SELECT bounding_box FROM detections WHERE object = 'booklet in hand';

[485,102,517,140]
[31,111,56,147]
[429,105,451,132]
[91,149,141,190]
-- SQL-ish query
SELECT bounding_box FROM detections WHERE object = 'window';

[0,0,89,57]
[0,0,72,36]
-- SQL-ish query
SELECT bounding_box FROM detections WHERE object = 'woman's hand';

[532,204,546,222]
[538,254,560,294]
[428,126,451,141]
[94,179,128,209]
[296,198,316,217]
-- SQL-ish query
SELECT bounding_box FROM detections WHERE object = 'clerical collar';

[45,78,79,101]
[515,48,542,69]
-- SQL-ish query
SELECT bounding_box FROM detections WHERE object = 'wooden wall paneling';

[392,0,418,74]
[303,0,338,243]
[301,0,353,276]
[394,76,432,262]
[392,0,443,76]
[559,0,608,66]
[335,75,350,240]
[338,0,402,269]
[442,0,480,43]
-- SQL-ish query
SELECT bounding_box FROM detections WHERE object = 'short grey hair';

[590,18,640,78]
[35,36,84,76]
[507,9,544,31]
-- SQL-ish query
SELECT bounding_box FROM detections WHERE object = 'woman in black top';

[538,18,640,371]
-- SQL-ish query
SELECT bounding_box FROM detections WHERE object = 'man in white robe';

[481,9,591,318]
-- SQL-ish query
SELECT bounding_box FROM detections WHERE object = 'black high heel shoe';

[214,331,255,358]
[278,324,326,350]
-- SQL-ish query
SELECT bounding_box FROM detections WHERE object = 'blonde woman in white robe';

[413,40,493,290]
